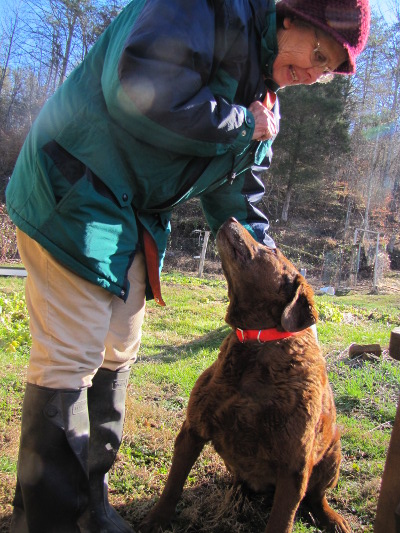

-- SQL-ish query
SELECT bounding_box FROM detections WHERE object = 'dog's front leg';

[139,420,207,533]
[264,472,307,533]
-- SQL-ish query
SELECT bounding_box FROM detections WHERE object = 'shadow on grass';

[0,473,353,533]
[140,325,230,364]
[335,395,362,414]
[0,481,271,533]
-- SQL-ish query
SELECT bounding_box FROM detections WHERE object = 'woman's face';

[272,18,348,88]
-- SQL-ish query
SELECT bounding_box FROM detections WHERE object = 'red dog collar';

[236,328,300,343]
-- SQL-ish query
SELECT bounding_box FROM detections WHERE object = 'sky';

[369,0,397,23]
[0,1,397,25]
[0,1,398,39]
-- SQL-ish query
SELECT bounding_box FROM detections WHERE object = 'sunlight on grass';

[1,272,399,531]
[318,321,392,352]
[0,456,17,475]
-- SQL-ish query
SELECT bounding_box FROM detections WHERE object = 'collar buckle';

[237,328,245,343]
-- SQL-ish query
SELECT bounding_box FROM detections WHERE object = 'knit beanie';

[275,0,370,74]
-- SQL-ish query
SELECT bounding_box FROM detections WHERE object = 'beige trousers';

[17,229,147,389]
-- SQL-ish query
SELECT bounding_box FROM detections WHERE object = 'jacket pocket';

[43,141,122,208]
[38,164,138,288]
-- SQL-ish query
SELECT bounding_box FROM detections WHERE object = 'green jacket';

[6,0,279,300]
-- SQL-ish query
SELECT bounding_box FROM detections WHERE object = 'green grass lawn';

[0,272,399,532]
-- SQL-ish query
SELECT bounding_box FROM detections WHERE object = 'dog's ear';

[281,276,318,332]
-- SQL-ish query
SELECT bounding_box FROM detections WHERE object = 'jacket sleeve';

[101,0,255,157]
[200,166,276,248]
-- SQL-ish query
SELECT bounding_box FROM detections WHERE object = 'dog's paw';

[138,513,169,533]
[322,513,352,533]
[333,517,352,533]
[138,520,163,533]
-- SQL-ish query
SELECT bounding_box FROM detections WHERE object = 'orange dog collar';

[236,328,300,343]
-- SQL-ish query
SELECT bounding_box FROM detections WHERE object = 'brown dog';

[139,218,350,533]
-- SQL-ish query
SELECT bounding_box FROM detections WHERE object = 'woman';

[6,0,369,531]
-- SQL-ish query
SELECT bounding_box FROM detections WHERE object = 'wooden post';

[198,231,210,278]
[373,232,380,292]
[374,399,400,533]
[355,242,362,287]
[374,328,400,533]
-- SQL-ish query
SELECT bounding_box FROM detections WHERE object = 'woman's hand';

[249,101,277,141]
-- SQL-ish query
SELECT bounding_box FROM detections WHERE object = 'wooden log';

[389,327,400,361]
[349,343,382,361]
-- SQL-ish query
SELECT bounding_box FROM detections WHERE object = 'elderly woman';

[6,0,369,531]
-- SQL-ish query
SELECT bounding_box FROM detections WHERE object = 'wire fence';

[164,230,393,294]
[0,213,393,293]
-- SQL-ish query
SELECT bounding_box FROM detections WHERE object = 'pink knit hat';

[275,0,371,74]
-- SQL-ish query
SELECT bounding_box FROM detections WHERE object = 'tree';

[21,0,127,91]
[80,1,126,57]
[345,8,400,243]
[0,1,25,98]
[267,77,351,222]
[0,0,128,199]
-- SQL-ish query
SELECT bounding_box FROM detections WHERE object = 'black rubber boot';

[11,383,90,533]
[78,367,134,533]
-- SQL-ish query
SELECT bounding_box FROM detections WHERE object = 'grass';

[0,271,399,532]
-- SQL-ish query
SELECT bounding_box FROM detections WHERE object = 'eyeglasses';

[311,32,335,83]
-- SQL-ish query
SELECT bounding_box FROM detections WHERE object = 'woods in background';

[0,0,399,258]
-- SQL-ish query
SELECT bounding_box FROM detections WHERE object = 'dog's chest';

[206,342,327,444]
[199,347,329,491]
[225,340,326,401]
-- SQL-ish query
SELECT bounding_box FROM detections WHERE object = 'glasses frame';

[311,31,335,83]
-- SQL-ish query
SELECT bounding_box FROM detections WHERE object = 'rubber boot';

[78,367,134,533]
[10,383,90,533]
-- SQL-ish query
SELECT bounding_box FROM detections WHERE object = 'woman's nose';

[305,67,324,85]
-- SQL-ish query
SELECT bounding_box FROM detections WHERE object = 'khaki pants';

[17,229,147,389]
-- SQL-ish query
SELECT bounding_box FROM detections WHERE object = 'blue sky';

[369,0,397,23]
[0,1,397,34]
[0,1,397,24]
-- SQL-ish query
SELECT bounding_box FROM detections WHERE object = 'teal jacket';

[6,0,279,301]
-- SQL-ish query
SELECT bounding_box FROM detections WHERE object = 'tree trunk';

[0,11,19,98]
[281,183,293,222]
[344,197,353,238]
[58,12,78,87]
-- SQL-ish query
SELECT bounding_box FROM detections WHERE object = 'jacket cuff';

[245,222,276,248]
[230,108,254,153]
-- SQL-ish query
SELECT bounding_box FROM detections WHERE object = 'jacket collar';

[251,0,280,91]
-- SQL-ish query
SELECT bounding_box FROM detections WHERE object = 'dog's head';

[216,218,318,333]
